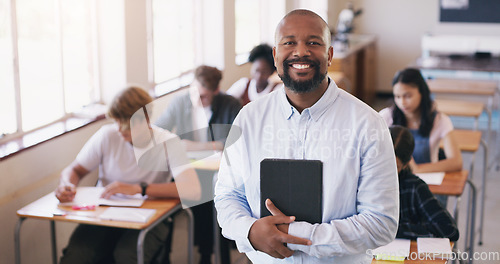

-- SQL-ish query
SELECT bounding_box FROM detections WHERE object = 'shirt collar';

[279,77,339,122]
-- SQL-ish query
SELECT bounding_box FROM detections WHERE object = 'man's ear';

[327,46,333,67]
[214,86,221,95]
[273,46,278,68]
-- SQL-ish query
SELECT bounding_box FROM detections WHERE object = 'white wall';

[331,0,500,93]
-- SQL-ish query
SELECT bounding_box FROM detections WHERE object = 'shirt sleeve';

[435,112,454,139]
[154,95,181,132]
[214,113,258,253]
[75,127,105,171]
[378,107,394,127]
[287,116,400,258]
[226,78,249,99]
[397,179,459,241]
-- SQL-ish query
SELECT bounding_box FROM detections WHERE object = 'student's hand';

[101,181,141,199]
[248,202,311,259]
[409,158,420,173]
[55,183,76,203]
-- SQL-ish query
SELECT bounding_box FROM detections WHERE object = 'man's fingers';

[265,199,285,216]
[268,215,295,225]
[281,233,312,246]
[273,243,294,258]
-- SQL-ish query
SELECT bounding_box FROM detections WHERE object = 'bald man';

[215,9,399,263]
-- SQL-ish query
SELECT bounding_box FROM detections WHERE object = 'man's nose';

[293,42,310,57]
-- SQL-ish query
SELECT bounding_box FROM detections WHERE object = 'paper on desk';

[371,239,410,261]
[417,237,452,259]
[187,150,222,160]
[99,207,156,223]
[416,172,445,185]
[59,186,145,207]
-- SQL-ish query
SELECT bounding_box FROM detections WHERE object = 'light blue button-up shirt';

[215,80,399,263]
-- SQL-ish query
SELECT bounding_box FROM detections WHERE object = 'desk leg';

[185,208,194,264]
[213,203,220,264]
[137,229,146,264]
[478,140,488,245]
[466,180,477,264]
[14,217,26,264]
[50,220,57,264]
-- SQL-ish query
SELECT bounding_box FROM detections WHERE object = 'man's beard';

[278,58,326,93]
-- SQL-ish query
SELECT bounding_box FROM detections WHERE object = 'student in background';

[155,65,241,152]
[227,44,281,106]
[379,68,462,173]
[390,125,459,241]
[155,65,240,264]
[55,86,201,264]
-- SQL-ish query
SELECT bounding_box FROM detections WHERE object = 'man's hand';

[101,182,141,199]
[248,199,311,259]
[265,199,290,234]
[55,183,76,203]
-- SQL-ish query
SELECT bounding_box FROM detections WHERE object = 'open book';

[59,187,146,207]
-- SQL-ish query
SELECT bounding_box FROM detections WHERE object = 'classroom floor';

[169,97,500,264]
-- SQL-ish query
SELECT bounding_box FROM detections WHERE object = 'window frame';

[0,0,100,143]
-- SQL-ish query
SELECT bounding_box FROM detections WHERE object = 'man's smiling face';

[273,13,333,93]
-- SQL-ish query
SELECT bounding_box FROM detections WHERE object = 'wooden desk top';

[427,78,497,96]
[16,192,181,230]
[434,99,484,118]
[372,241,453,264]
[440,130,482,152]
[428,171,468,196]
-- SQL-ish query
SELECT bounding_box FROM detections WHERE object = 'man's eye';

[308,42,320,45]
[283,41,294,45]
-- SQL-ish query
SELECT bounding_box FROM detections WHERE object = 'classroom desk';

[440,130,488,246]
[371,241,454,264]
[435,99,485,129]
[428,170,477,263]
[15,193,194,264]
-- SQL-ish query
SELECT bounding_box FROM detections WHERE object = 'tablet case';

[260,158,323,223]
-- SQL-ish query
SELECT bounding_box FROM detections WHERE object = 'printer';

[421,34,500,58]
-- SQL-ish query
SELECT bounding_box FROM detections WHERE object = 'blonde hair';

[107,86,153,124]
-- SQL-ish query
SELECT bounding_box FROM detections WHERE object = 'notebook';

[416,172,445,185]
[260,159,323,223]
[371,239,411,261]
[99,207,156,223]
[417,237,453,259]
[59,187,146,207]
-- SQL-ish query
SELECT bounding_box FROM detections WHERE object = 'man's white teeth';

[292,64,310,69]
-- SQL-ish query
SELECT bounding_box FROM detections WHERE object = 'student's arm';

[100,167,200,200]
[398,180,459,241]
[55,161,89,202]
[182,139,224,151]
[411,131,463,173]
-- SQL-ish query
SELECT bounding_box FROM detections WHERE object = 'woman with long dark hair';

[379,68,462,173]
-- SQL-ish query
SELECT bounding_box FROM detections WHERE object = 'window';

[0,0,98,139]
[234,0,285,64]
[151,0,197,88]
